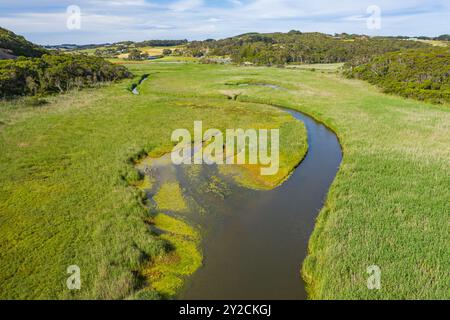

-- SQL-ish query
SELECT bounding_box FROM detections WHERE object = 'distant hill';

[44,40,188,52]
[0,27,47,59]
[185,31,432,65]
[0,27,132,98]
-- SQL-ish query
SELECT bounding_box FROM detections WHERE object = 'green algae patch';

[205,175,231,199]
[154,182,188,212]
[219,119,308,190]
[186,164,202,180]
[136,175,155,191]
[144,213,201,297]
[219,164,283,190]
[152,213,199,238]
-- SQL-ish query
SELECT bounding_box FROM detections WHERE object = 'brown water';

[140,108,342,300]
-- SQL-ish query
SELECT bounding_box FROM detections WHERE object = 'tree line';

[134,39,188,47]
[0,53,132,98]
[344,47,450,104]
[185,31,431,65]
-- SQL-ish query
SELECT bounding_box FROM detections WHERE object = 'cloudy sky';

[0,0,448,45]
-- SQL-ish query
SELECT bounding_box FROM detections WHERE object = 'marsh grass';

[0,63,306,299]
[124,63,449,299]
[1,61,448,299]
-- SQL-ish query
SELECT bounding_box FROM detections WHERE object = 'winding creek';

[131,74,149,95]
[133,81,342,299]
[181,109,342,299]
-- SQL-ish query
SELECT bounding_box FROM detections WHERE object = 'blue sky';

[0,0,448,45]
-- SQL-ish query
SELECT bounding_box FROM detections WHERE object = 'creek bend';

[137,104,342,299]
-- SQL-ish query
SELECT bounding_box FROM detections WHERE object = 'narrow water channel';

[134,80,343,299]
[178,108,343,299]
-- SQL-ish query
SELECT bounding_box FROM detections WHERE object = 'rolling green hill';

[186,31,431,65]
[0,27,48,59]
[0,27,131,98]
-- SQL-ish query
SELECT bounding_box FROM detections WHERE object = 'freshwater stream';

[133,82,342,299]
[180,109,342,299]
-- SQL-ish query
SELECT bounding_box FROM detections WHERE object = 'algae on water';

[154,182,188,212]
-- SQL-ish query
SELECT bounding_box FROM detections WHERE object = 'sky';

[0,0,449,45]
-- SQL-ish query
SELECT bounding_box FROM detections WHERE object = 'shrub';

[344,47,450,104]
[131,288,162,300]
[185,32,430,65]
[0,53,132,98]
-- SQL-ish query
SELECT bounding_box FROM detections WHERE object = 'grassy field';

[0,62,306,299]
[0,61,449,299]
[286,63,344,72]
[110,55,199,65]
[72,44,186,60]
[116,46,183,59]
[415,39,449,47]
[127,62,449,299]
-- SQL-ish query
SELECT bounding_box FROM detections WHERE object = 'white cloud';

[95,0,153,6]
[241,0,305,19]
[228,0,243,6]
[0,0,449,44]
[168,0,203,12]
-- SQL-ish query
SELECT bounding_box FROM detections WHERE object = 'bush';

[144,238,171,258]
[131,288,162,300]
[128,49,149,61]
[344,47,450,104]
[0,53,132,98]
[185,32,430,65]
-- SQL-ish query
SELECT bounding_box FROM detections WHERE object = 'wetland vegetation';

[0,27,449,300]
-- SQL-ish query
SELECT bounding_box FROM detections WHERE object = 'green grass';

[125,62,449,299]
[0,61,448,299]
[108,55,199,65]
[286,63,344,72]
[0,63,306,299]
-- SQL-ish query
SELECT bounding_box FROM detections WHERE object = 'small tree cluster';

[0,53,133,98]
[127,49,149,61]
[344,47,450,104]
